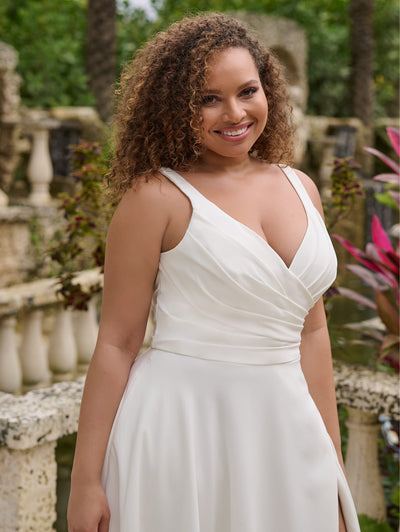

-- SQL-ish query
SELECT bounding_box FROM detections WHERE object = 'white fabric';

[102,166,361,532]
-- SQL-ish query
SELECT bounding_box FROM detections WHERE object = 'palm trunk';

[86,0,116,123]
[349,0,374,130]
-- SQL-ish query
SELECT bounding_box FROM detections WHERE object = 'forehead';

[204,47,259,86]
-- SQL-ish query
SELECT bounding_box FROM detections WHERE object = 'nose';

[222,98,246,123]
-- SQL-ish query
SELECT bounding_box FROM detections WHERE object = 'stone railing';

[334,361,399,524]
[0,360,397,531]
[0,269,102,394]
[0,273,398,530]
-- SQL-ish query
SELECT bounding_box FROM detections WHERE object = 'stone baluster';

[26,124,53,205]
[19,309,50,389]
[73,298,98,374]
[0,317,22,393]
[345,407,387,521]
[48,305,77,381]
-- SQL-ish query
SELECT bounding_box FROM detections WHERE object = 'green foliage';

[49,140,115,309]
[358,514,395,532]
[0,0,95,108]
[0,0,398,116]
[150,0,398,118]
[116,1,156,70]
[373,0,400,118]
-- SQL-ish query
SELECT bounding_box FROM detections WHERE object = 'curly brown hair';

[108,12,295,196]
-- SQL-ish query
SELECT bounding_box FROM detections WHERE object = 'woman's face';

[199,47,268,163]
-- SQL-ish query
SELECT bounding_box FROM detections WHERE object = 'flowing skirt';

[102,348,360,532]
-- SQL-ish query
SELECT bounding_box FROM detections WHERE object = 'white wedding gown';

[101,166,361,531]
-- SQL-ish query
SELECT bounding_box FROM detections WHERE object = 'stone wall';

[232,12,308,164]
[0,205,60,287]
[0,42,22,205]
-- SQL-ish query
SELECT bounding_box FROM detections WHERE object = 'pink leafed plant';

[333,127,400,371]
[365,126,400,209]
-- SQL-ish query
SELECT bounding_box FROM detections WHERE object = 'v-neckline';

[162,167,310,272]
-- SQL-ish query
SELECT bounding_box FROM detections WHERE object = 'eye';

[240,87,258,98]
[201,94,218,105]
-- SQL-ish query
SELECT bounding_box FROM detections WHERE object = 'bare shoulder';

[115,173,173,218]
[109,173,177,238]
[292,168,324,217]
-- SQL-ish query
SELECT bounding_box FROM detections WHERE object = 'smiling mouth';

[215,124,252,137]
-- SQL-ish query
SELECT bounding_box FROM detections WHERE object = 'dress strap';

[278,165,316,213]
[159,167,201,208]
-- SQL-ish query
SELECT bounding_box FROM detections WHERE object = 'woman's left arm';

[294,167,344,464]
[295,168,347,531]
[300,298,344,469]
[301,299,348,532]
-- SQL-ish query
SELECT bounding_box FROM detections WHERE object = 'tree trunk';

[86,0,116,123]
[349,0,374,130]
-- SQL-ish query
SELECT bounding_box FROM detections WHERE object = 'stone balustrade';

[0,272,398,530]
[334,361,399,524]
[0,269,102,394]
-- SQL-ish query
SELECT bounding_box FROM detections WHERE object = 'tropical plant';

[365,127,400,211]
[324,157,363,233]
[49,140,115,310]
[332,128,400,371]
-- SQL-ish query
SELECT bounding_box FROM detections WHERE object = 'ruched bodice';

[151,166,337,363]
[102,165,360,532]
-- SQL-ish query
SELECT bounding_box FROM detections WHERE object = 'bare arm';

[68,178,170,531]
[300,298,343,464]
[296,169,347,531]
[294,168,343,458]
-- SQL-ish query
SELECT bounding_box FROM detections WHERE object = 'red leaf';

[364,146,400,174]
[373,173,400,184]
[380,334,400,352]
[387,250,400,269]
[371,215,394,252]
[336,286,377,309]
[387,127,400,157]
[364,243,398,286]
[346,264,387,290]
[375,290,400,335]
[333,234,381,272]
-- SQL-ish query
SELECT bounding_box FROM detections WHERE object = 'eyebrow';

[202,79,260,94]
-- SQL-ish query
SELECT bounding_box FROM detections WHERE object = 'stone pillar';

[48,305,78,381]
[26,123,54,205]
[73,299,98,374]
[0,316,22,394]
[345,407,386,521]
[0,441,57,532]
[20,309,51,389]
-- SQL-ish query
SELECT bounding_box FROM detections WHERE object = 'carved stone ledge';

[0,378,84,450]
[333,359,399,419]
[0,268,103,315]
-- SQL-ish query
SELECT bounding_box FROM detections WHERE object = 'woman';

[68,13,361,532]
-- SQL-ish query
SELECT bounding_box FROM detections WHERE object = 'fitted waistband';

[150,340,301,366]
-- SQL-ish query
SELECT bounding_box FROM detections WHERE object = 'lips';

[214,123,253,140]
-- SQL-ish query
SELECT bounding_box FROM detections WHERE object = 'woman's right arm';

[67,179,170,532]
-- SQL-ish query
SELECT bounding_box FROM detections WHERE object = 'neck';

[194,152,256,176]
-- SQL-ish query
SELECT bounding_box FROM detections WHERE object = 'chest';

[191,176,309,269]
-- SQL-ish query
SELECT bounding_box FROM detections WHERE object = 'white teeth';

[220,126,248,136]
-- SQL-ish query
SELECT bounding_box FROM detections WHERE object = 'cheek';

[258,98,268,126]
[200,109,214,131]
[260,94,268,115]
